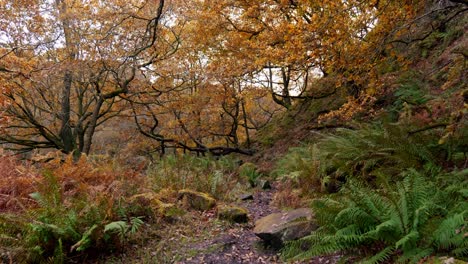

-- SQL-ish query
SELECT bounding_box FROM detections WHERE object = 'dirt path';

[176,187,281,264]
[101,184,344,263]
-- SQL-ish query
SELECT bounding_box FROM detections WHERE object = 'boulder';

[253,208,317,248]
[157,202,184,220]
[128,192,173,218]
[178,189,216,211]
[218,205,249,223]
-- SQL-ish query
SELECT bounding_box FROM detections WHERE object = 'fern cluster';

[273,144,323,194]
[0,169,147,263]
[316,125,437,184]
[276,122,467,262]
[283,169,468,263]
[274,124,439,195]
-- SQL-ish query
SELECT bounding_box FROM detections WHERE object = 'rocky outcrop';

[253,208,317,248]
[217,205,249,223]
[178,189,216,211]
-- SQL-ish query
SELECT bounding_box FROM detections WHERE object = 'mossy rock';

[157,202,184,220]
[218,205,249,223]
[128,192,177,218]
[178,189,216,211]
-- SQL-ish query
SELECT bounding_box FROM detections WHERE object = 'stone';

[157,202,185,221]
[436,257,467,264]
[239,193,254,201]
[128,192,173,218]
[253,208,317,248]
[257,179,271,190]
[218,205,249,223]
[178,189,216,211]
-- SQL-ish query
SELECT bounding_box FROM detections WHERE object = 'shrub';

[239,162,262,187]
[0,154,149,263]
[273,144,323,195]
[0,155,39,211]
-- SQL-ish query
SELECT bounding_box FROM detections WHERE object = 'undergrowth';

[283,169,468,263]
[0,154,148,263]
[277,123,467,262]
[145,155,241,200]
[0,152,246,262]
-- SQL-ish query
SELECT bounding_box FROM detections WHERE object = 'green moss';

[217,205,249,223]
[178,189,216,211]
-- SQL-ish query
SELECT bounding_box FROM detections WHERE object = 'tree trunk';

[59,71,74,153]
[241,99,251,148]
[56,0,76,153]
[281,66,292,108]
[83,97,104,154]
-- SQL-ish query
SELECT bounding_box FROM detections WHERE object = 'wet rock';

[218,205,249,223]
[178,189,216,211]
[253,208,317,248]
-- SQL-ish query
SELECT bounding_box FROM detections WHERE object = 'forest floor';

[102,183,344,264]
[176,187,281,264]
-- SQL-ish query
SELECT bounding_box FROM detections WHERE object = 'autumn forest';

[0,0,467,263]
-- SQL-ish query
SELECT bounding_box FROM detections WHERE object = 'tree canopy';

[0,0,429,156]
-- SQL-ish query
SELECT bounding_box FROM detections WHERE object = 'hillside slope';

[251,2,467,173]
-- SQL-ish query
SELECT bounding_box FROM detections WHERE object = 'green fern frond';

[335,224,362,237]
[346,184,390,225]
[450,243,468,257]
[361,246,395,264]
[71,224,99,252]
[397,247,433,264]
[129,216,144,234]
[334,207,376,228]
[395,230,419,251]
[104,221,128,234]
[433,211,467,250]
[365,217,400,242]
